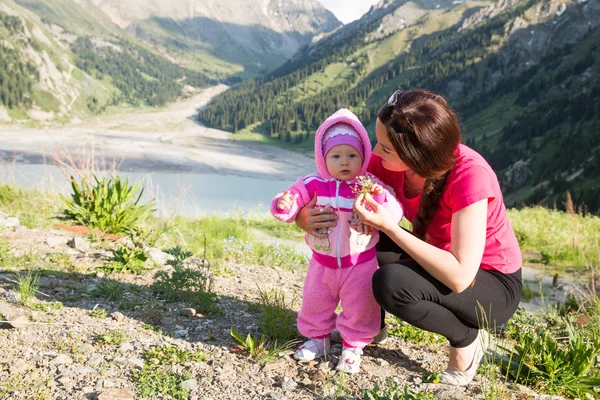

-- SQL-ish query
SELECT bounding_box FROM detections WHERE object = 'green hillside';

[198,0,600,212]
[0,0,215,123]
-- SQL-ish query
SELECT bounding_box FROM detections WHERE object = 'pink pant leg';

[336,257,380,348]
[297,258,339,339]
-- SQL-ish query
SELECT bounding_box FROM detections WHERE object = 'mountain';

[0,0,340,123]
[74,0,341,78]
[0,0,215,123]
[198,0,600,212]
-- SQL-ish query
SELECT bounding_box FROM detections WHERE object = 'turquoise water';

[0,162,290,217]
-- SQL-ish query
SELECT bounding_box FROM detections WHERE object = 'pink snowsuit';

[271,109,403,348]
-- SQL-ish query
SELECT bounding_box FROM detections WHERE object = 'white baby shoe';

[294,338,331,361]
[335,347,363,373]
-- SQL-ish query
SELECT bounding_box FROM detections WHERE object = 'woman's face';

[373,118,410,172]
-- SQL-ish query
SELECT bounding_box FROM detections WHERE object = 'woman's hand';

[295,192,338,238]
[353,193,393,232]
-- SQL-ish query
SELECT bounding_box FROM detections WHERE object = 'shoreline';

[0,85,316,182]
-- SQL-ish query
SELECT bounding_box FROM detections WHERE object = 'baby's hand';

[277,190,298,210]
[370,183,384,196]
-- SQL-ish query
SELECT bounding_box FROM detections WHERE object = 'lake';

[0,162,291,217]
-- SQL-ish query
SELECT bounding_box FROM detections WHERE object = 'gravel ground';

[0,214,565,400]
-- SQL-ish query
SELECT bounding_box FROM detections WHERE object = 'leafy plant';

[60,174,154,235]
[229,327,295,364]
[499,322,600,398]
[29,301,63,312]
[164,246,193,268]
[90,306,107,318]
[422,372,440,383]
[131,366,192,400]
[96,328,127,346]
[102,235,149,274]
[361,378,434,400]
[152,259,217,313]
[230,327,268,358]
[144,345,206,366]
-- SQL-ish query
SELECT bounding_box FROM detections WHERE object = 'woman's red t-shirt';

[368,144,522,274]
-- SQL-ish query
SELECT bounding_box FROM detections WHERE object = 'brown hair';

[377,89,461,240]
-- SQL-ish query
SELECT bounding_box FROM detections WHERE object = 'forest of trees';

[198,0,599,212]
[71,38,215,108]
[0,12,38,110]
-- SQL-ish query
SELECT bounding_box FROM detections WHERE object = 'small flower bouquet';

[352,175,376,197]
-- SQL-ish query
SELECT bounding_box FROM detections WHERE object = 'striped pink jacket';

[271,109,403,269]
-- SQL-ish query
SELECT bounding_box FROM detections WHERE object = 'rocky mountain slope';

[199,0,600,211]
[30,0,341,77]
[0,0,340,124]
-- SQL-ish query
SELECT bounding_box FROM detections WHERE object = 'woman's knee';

[372,264,416,308]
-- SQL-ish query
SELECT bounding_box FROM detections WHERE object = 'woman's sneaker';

[294,338,331,361]
[336,347,363,373]
[329,326,389,345]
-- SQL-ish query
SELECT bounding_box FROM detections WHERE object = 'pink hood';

[314,108,372,180]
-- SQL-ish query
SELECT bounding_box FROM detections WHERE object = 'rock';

[311,369,328,381]
[6,313,28,328]
[3,216,20,227]
[46,237,68,247]
[125,357,145,369]
[148,248,174,266]
[78,344,95,353]
[9,359,31,374]
[39,277,53,288]
[96,388,135,400]
[175,329,189,337]
[67,237,90,252]
[118,343,134,352]
[81,386,95,394]
[4,291,21,305]
[56,376,75,389]
[60,366,95,376]
[179,308,196,317]
[87,355,104,366]
[110,311,125,322]
[50,354,73,365]
[262,358,287,372]
[374,358,390,366]
[180,379,198,390]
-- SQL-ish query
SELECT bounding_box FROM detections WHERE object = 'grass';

[0,185,61,228]
[16,270,41,306]
[250,287,299,344]
[508,206,600,269]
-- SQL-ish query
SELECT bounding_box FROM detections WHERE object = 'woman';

[295,89,522,385]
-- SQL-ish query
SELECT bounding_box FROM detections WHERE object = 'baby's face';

[325,144,362,181]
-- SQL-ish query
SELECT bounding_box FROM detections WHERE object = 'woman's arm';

[295,193,338,238]
[354,193,487,293]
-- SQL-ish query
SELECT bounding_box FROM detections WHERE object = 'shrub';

[60,174,154,235]
[152,259,217,313]
[102,235,149,274]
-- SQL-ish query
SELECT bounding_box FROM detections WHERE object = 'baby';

[271,108,403,373]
